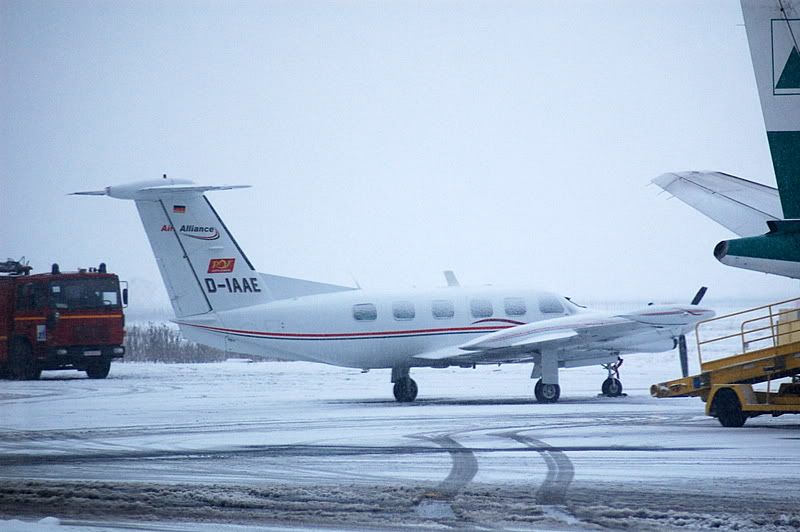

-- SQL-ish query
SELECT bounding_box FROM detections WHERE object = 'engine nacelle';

[714,228,800,279]
[607,334,678,354]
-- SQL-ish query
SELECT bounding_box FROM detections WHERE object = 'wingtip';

[651,172,679,188]
[69,189,108,196]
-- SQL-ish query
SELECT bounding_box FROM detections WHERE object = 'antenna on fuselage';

[443,270,460,287]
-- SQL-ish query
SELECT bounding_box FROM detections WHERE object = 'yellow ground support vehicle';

[651,297,800,427]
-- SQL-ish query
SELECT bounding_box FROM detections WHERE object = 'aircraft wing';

[413,314,646,365]
[652,171,783,237]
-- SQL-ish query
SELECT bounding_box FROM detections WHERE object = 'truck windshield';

[49,279,121,310]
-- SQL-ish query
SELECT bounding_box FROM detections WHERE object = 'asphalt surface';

[1,361,799,530]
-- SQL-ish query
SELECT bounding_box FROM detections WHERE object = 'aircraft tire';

[393,377,418,403]
[601,377,623,397]
[713,388,747,428]
[534,379,560,403]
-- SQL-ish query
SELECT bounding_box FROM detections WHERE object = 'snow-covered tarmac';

[1,356,799,531]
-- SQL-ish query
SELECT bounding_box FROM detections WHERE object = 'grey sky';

[1,0,796,311]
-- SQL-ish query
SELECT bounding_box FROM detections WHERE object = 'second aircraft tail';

[741,0,800,217]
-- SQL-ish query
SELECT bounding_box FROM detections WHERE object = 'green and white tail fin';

[75,178,273,317]
[741,0,800,217]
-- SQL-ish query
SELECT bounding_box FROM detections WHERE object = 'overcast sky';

[2,0,797,312]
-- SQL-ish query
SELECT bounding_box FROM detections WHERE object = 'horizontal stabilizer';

[131,184,250,200]
[260,273,356,299]
[71,189,108,196]
[652,171,782,237]
[139,184,251,194]
[72,178,250,201]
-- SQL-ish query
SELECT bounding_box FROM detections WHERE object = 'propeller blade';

[690,286,708,306]
[678,334,689,378]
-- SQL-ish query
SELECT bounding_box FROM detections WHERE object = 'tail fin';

[741,0,800,217]
[75,178,273,317]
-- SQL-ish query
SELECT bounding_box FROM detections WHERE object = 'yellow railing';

[695,296,800,365]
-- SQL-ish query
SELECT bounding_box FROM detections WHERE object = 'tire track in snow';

[406,433,480,524]
[419,435,479,498]
[494,431,574,505]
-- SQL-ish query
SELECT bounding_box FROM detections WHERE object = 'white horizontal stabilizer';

[71,179,250,200]
[71,189,108,196]
[139,184,251,194]
[652,171,781,237]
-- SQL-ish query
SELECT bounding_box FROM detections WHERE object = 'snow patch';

[415,499,456,519]
[0,517,62,531]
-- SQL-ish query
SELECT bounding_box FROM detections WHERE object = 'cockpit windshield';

[49,279,121,310]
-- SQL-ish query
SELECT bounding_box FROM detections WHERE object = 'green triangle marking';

[777,46,800,89]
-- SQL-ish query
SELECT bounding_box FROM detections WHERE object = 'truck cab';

[0,262,127,379]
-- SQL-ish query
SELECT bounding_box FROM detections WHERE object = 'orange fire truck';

[0,259,127,380]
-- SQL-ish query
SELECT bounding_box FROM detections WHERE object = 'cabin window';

[504,297,527,316]
[470,298,493,318]
[538,295,564,314]
[352,303,377,321]
[392,301,415,320]
[431,300,455,319]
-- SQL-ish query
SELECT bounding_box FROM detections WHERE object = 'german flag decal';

[208,258,235,273]
[173,205,186,213]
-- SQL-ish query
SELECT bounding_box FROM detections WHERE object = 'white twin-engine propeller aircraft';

[75,179,714,403]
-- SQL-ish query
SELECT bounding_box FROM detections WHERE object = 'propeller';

[678,335,690,378]
[677,286,708,378]
[690,286,707,306]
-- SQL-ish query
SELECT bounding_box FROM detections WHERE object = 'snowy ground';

[1,349,799,531]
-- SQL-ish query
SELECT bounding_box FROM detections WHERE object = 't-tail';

[712,0,800,278]
[653,0,800,279]
[73,178,272,318]
[655,2,800,279]
[742,0,800,218]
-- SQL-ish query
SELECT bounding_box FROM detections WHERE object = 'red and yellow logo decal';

[208,258,235,273]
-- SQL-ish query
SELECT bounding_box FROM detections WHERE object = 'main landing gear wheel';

[601,377,623,397]
[393,377,418,403]
[534,379,560,403]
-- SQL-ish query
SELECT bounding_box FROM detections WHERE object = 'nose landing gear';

[601,357,624,397]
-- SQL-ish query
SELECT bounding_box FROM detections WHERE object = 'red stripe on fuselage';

[176,322,514,339]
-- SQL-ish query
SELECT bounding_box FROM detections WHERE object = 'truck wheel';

[86,359,111,379]
[713,389,747,428]
[9,339,40,380]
